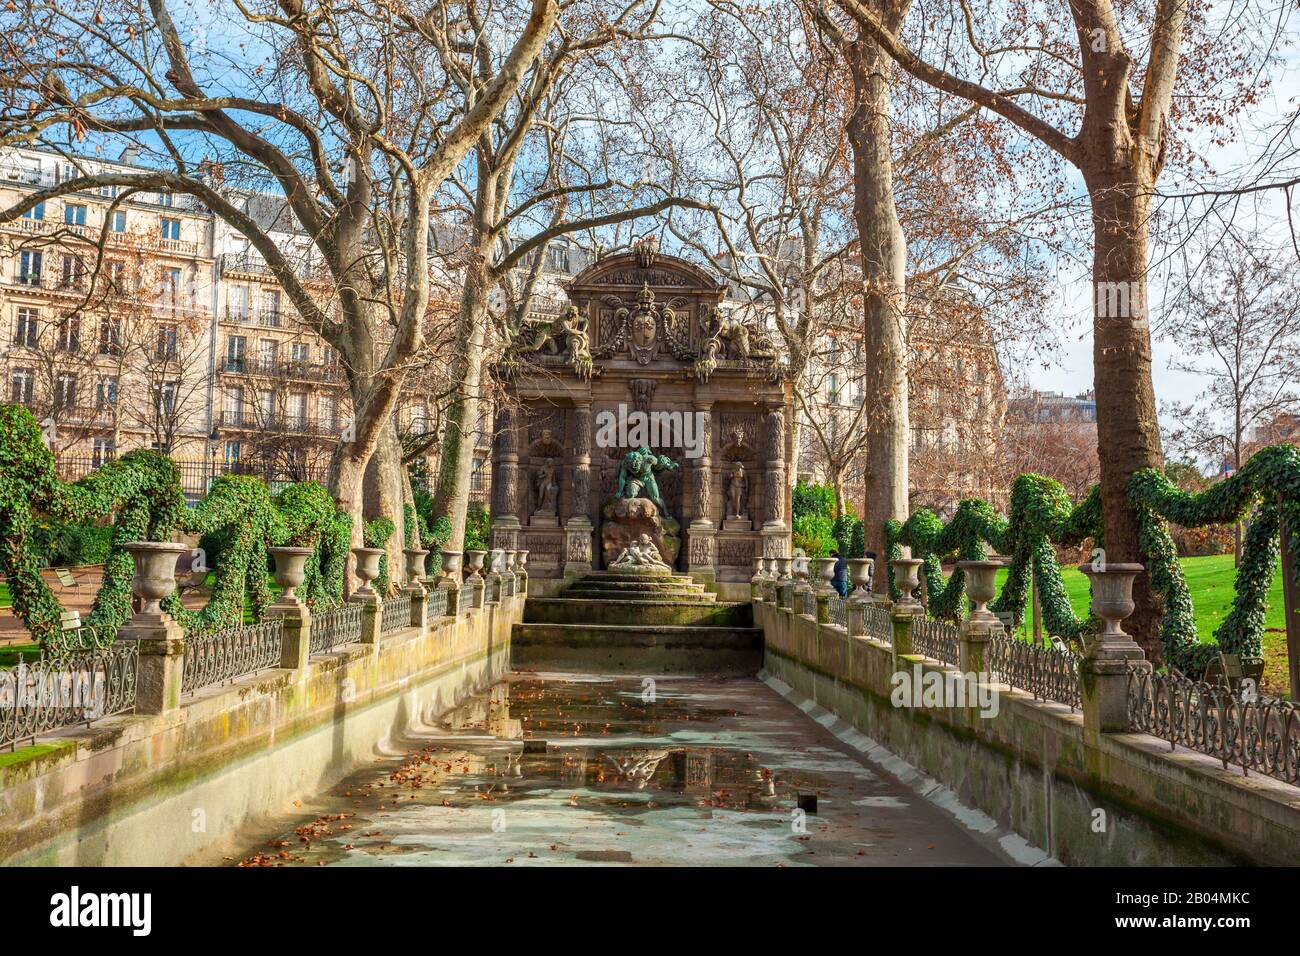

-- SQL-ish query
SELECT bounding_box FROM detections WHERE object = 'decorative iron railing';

[310,602,363,655]
[458,585,474,614]
[1,643,139,749]
[912,618,961,666]
[827,594,846,627]
[183,619,283,695]
[1127,667,1300,784]
[381,594,412,635]
[862,604,892,643]
[428,587,449,618]
[482,578,497,605]
[988,634,1081,709]
[800,589,817,617]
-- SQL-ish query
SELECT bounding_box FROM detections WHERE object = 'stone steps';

[569,578,707,593]
[560,588,715,602]
[511,622,763,675]
[522,598,752,628]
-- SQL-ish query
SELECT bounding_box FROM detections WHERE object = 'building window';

[229,285,250,322]
[99,184,119,199]
[92,436,115,467]
[10,367,34,404]
[55,372,77,410]
[96,376,118,406]
[157,323,178,359]
[18,250,42,285]
[22,202,45,221]
[109,210,126,233]
[287,392,307,428]
[290,342,309,365]
[99,318,122,356]
[320,394,337,429]
[106,259,127,290]
[263,289,281,326]
[57,314,81,352]
[224,440,241,465]
[14,307,38,348]
[225,335,246,372]
[223,387,244,426]
[157,191,173,208]
[258,339,277,371]
[158,381,178,416]
[159,266,181,305]
[63,203,86,226]
[160,217,181,241]
[60,254,86,289]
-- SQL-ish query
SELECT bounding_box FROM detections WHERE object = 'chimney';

[117,145,141,165]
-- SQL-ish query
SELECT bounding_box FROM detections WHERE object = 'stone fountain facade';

[490,248,793,597]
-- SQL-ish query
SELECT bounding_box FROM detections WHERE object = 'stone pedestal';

[271,600,313,672]
[1078,562,1150,734]
[722,517,752,532]
[564,517,595,577]
[959,618,1000,675]
[353,593,380,645]
[120,618,187,715]
[601,497,680,567]
[687,522,716,588]
[891,602,923,659]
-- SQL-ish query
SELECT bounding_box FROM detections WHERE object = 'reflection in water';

[226,674,1007,867]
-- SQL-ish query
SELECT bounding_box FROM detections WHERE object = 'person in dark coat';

[831,550,849,597]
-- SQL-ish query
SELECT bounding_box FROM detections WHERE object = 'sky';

[1022,45,1300,436]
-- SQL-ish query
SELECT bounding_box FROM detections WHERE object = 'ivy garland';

[0,404,355,651]
[884,445,1300,671]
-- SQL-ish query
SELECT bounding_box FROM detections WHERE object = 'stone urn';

[123,541,190,620]
[793,555,811,589]
[505,550,519,574]
[752,557,766,582]
[351,547,384,596]
[488,549,505,574]
[465,550,487,578]
[269,546,313,604]
[956,559,1002,624]
[516,550,529,572]
[775,556,793,582]
[403,548,430,588]
[815,557,838,593]
[764,556,779,579]
[439,549,463,581]
[1079,562,1145,647]
[847,558,873,602]
[891,557,923,608]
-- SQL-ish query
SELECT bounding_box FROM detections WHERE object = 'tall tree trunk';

[364,419,408,592]
[430,252,490,550]
[1083,165,1165,660]
[847,35,909,593]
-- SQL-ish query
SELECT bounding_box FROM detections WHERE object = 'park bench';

[1201,652,1266,695]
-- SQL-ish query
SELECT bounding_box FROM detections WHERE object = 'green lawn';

[995,553,1291,696]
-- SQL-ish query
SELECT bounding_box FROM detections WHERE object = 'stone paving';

[224,673,1011,867]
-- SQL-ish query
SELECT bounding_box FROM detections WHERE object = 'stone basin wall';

[756,598,1300,866]
[0,593,523,866]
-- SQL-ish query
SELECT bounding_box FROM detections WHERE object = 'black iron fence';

[1127,667,1300,784]
[182,619,283,695]
[0,642,139,749]
[310,602,363,655]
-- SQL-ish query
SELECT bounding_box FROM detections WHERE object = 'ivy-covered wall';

[0,405,354,652]
[885,445,1300,672]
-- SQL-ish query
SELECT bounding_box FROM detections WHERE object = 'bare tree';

[0,0,564,585]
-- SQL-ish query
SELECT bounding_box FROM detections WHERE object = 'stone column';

[687,401,716,587]
[957,560,1004,674]
[565,401,595,578]
[268,546,313,672]
[890,558,925,659]
[1079,563,1150,733]
[404,547,429,629]
[491,404,522,551]
[760,405,789,562]
[118,542,191,715]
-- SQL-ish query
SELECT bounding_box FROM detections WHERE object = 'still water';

[226,673,1007,867]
